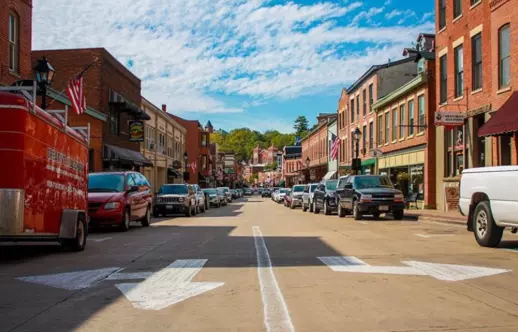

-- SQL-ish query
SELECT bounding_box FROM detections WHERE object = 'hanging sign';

[434,112,465,127]
[129,121,145,142]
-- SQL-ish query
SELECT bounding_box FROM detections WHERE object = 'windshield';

[310,184,318,191]
[293,186,305,192]
[325,180,338,191]
[88,174,125,192]
[280,189,289,194]
[159,185,188,194]
[203,189,217,194]
[353,176,393,189]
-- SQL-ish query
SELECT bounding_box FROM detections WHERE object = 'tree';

[294,116,309,137]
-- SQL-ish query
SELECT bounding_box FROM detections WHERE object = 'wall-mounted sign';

[129,121,144,142]
[434,112,465,127]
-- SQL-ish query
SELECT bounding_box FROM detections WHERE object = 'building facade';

[338,57,418,175]
[372,33,437,208]
[434,0,518,211]
[141,99,186,192]
[326,119,339,179]
[252,144,279,166]
[283,146,303,187]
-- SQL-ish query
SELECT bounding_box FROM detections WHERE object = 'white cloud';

[32,0,432,116]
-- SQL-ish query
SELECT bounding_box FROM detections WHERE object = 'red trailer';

[0,86,89,251]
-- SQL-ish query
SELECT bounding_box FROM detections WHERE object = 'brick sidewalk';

[405,209,466,225]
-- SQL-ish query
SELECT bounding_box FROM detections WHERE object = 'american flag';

[330,134,341,160]
[191,161,197,174]
[66,76,87,115]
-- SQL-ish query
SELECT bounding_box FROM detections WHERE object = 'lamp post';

[305,157,310,182]
[33,57,56,110]
[183,151,188,172]
[353,127,362,175]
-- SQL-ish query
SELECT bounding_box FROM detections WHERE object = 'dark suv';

[335,175,405,220]
[312,179,339,215]
[153,184,196,217]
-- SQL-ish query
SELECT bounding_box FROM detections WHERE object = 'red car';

[88,171,152,231]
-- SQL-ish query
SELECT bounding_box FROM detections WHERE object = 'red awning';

[479,92,518,137]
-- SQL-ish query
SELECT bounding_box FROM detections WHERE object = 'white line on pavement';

[356,221,368,225]
[415,234,455,238]
[252,226,295,332]
[90,237,112,242]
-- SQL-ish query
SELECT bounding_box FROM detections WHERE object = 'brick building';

[252,144,279,165]
[434,0,518,211]
[338,57,417,175]
[372,33,437,209]
[169,115,214,187]
[31,48,151,172]
[1,0,32,86]
[282,146,302,187]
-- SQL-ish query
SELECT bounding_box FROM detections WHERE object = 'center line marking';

[253,226,295,332]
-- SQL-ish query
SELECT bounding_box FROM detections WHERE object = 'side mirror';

[344,183,353,189]
[128,186,139,193]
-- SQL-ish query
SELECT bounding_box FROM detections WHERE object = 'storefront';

[361,159,376,175]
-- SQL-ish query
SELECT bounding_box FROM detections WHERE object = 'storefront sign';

[410,164,424,175]
[129,121,145,142]
[467,104,491,117]
[434,112,465,127]
[444,184,460,211]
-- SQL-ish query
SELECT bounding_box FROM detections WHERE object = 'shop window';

[385,113,390,144]
[455,153,464,176]
[356,95,360,118]
[499,24,511,89]
[109,108,120,135]
[8,12,19,73]
[471,33,482,91]
[454,45,464,98]
[362,89,367,116]
[439,0,446,29]
[369,122,374,149]
[440,55,447,103]
[392,109,397,141]
[418,95,425,133]
[399,104,405,138]
[500,135,512,166]
[408,100,415,136]
[362,125,366,152]
[409,164,424,200]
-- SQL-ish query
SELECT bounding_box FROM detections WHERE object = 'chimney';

[161,104,167,112]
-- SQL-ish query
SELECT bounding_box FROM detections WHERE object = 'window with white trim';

[8,13,19,73]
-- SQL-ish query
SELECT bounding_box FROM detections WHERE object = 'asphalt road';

[2,197,518,332]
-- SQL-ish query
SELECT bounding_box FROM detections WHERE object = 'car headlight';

[394,194,404,202]
[360,194,372,202]
[104,202,120,210]
[178,197,185,202]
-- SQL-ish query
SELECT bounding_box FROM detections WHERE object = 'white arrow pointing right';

[115,259,224,310]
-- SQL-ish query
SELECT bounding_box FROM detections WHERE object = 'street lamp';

[33,57,56,110]
[353,127,362,174]
[305,157,310,168]
[183,151,188,170]
[305,157,311,182]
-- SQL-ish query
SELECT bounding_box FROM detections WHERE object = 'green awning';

[361,159,376,167]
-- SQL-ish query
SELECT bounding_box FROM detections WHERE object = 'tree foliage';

[294,116,309,137]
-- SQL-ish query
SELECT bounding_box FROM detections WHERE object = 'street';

[2,198,518,332]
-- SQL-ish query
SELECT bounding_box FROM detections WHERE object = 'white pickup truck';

[459,166,518,247]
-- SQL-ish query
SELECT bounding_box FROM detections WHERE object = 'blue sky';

[33,0,434,133]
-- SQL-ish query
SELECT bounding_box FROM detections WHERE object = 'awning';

[361,158,376,167]
[104,144,153,167]
[110,100,151,120]
[167,168,181,178]
[322,171,337,180]
[479,92,518,137]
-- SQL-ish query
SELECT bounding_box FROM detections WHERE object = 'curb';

[411,215,466,226]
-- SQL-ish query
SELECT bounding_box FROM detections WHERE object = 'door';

[140,173,152,215]
[315,184,325,208]
[126,174,139,220]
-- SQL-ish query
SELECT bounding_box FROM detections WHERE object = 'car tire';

[201,202,206,213]
[372,212,381,220]
[63,215,87,252]
[324,201,330,215]
[393,210,404,220]
[473,201,503,248]
[185,205,192,217]
[141,206,151,227]
[353,201,362,221]
[120,208,131,232]
[290,202,295,209]
[309,200,314,213]
[303,203,308,212]
[314,201,320,214]
[338,204,346,218]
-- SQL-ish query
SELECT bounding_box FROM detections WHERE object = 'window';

[417,58,425,74]
[88,148,95,172]
[408,100,415,136]
[385,113,390,144]
[350,99,355,122]
[454,45,464,98]
[418,95,425,133]
[8,13,18,72]
[499,24,511,89]
[377,115,383,145]
[356,95,360,118]
[440,55,448,103]
[201,133,208,147]
[146,127,155,150]
[500,136,512,166]
[470,0,481,5]
[439,0,446,29]
[399,104,405,138]
[201,155,208,170]
[362,89,367,116]
[109,109,120,135]
[471,33,482,91]
[369,122,374,149]
[167,136,173,157]
[368,84,374,111]
[362,125,366,152]
[158,132,165,154]
[454,0,462,18]
[344,137,348,161]
[392,109,397,141]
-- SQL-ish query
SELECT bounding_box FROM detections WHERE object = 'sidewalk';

[405,209,466,225]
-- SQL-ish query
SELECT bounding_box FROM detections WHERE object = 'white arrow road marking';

[319,256,511,281]
[253,226,295,332]
[415,234,455,238]
[106,271,152,280]
[16,267,120,290]
[90,237,112,242]
[115,259,224,310]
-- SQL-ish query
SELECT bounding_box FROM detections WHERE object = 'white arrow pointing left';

[115,259,224,310]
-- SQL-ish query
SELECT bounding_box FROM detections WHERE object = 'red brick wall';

[0,0,32,85]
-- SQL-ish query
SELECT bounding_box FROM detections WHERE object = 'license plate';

[166,205,173,209]
[379,206,389,212]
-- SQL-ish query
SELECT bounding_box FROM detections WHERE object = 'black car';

[335,175,405,220]
[312,179,339,215]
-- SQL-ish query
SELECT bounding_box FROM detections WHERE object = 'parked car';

[312,180,339,215]
[217,188,228,206]
[287,185,305,209]
[302,183,319,212]
[231,189,238,199]
[459,166,518,247]
[284,190,293,207]
[218,187,232,203]
[271,187,280,200]
[88,171,153,231]
[203,188,222,207]
[236,189,244,197]
[275,188,290,203]
[335,175,405,220]
[153,184,196,217]
[262,188,272,197]
[192,184,207,213]
[244,188,253,196]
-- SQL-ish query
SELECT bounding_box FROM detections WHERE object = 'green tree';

[294,116,309,137]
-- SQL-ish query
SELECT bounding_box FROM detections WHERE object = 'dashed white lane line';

[90,237,112,242]
[415,234,455,238]
[253,226,295,332]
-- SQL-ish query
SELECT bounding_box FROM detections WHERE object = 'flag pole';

[46,57,99,108]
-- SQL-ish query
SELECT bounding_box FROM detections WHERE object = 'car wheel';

[338,204,346,218]
[353,201,362,221]
[309,200,314,213]
[473,201,503,247]
[314,201,320,214]
[120,208,130,231]
[372,212,381,220]
[393,210,404,220]
[63,215,87,251]
[185,205,192,217]
[201,202,206,213]
[324,201,330,215]
[302,202,308,212]
[290,201,295,209]
[141,206,151,227]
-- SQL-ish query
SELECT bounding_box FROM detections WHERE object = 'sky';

[33,0,434,133]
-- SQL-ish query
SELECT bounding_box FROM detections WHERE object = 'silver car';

[192,184,207,213]
[203,188,222,207]
[218,187,232,203]
[302,183,319,212]
[288,185,306,209]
